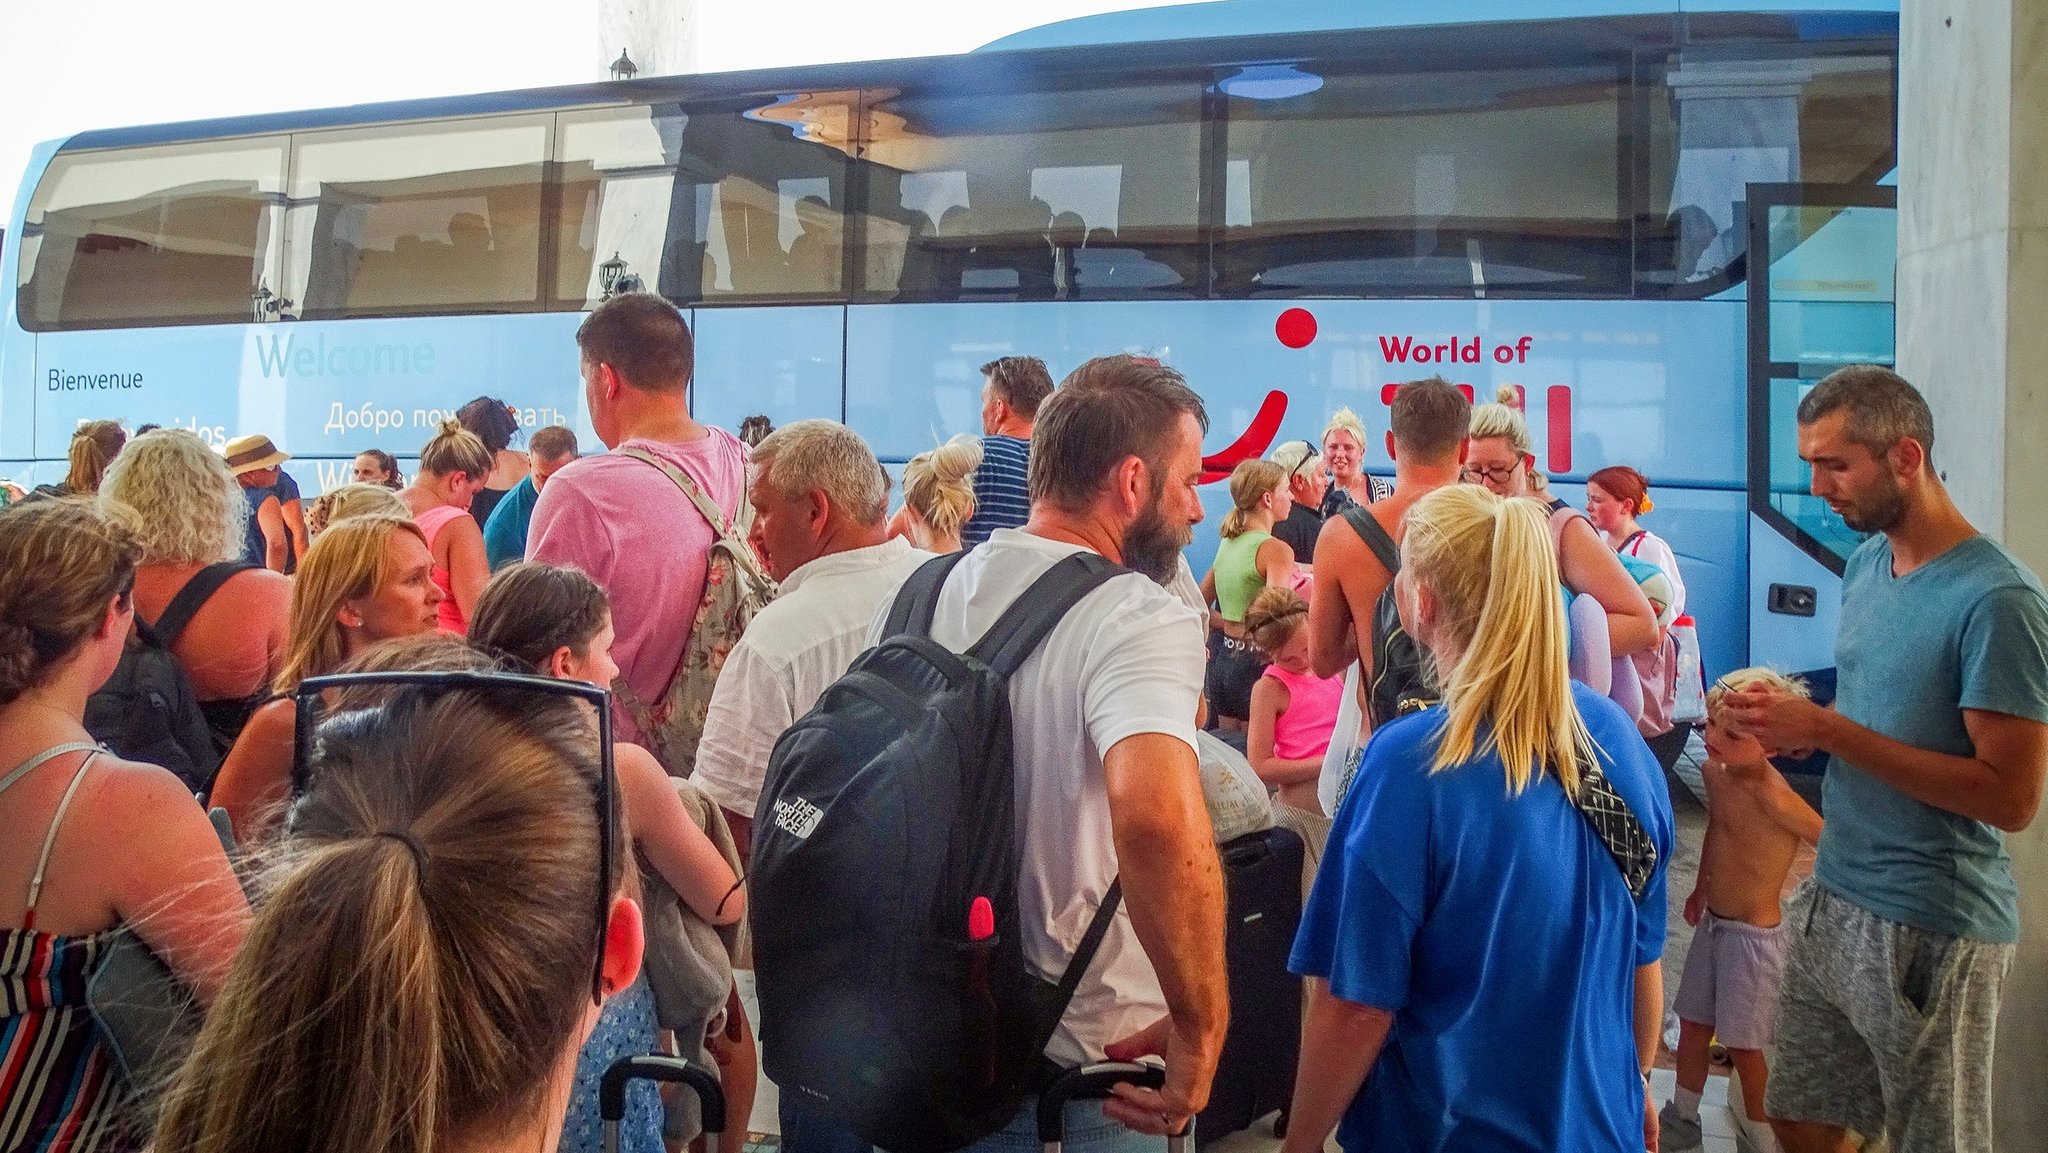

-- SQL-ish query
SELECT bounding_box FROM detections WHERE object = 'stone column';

[1896,0,2048,1138]
[598,0,701,79]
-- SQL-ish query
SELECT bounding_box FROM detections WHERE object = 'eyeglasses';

[1461,462,1522,485]
[293,669,617,1004]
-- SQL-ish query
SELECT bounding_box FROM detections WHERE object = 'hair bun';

[1494,385,1518,405]
[0,622,38,699]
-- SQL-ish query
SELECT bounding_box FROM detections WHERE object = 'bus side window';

[19,137,288,330]
[285,116,550,320]
[852,80,1204,304]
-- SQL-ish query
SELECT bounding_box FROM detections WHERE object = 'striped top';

[2,743,131,1153]
[960,434,1031,548]
[1,928,127,1152]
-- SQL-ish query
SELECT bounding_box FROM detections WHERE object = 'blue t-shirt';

[483,475,540,571]
[1291,683,1671,1153]
[960,434,1031,548]
[1817,534,2048,943]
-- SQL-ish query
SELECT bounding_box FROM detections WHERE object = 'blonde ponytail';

[1401,486,1596,795]
[417,419,493,482]
[1221,459,1285,539]
[902,435,983,541]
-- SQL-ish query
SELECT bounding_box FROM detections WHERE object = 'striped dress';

[2,744,133,1153]
[1,928,127,1152]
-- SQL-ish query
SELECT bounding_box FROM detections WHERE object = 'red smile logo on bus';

[1200,389,1288,483]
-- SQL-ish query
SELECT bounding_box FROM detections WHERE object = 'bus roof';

[45,3,1896,157]
[979,0,1900,50]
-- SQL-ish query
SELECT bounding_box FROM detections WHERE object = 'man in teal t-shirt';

[1726,366,2048,1153]
[484,425,578,570]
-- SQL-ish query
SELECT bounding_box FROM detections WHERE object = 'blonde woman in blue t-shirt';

[1283,484,1672,1153]
[1200,459,1297,728]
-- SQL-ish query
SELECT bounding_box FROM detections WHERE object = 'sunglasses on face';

[293,669,617,1005]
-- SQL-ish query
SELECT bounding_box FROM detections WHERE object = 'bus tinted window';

[855,80,1204,302]
[286,116,549,319]
[1641,49,1894,294]
[557,96,855,306]
[1220,64,1628,298]
[555,106,682,307]
[17,138,286,330]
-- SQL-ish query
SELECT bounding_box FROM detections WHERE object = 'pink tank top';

[414,504,469,634]
[1261,663,1346,761]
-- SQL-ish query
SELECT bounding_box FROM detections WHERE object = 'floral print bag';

[612,447,777,777]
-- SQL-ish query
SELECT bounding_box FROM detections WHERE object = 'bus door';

[1743,182,1897,674]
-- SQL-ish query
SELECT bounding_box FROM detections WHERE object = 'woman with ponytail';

[399,420,495,633]
[1200,458,1296,728]
[898,435,982,554]
[1585,464,1686,620]
[471,563,748,1153]
[154,638,645,1153]
[30,419,127,499]
[1464,388,1656,659]
[1281,485,1673,1153]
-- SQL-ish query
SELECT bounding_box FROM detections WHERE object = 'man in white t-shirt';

[696,419,932,857]
[866,355,1227,1150]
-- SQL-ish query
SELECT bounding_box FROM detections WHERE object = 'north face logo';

[774,796,823,840]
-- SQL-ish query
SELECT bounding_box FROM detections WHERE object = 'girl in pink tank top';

[1244,586,1346,817]
[414,504,470,633]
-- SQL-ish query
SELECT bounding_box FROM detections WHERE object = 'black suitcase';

[601,1055,725,1153]
[1194,826,1305,1146]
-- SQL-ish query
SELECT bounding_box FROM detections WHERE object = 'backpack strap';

[1568,753,1659,903]
[967,553,1124,678]
[151,562,255,644]
[1622,530,1648,557]
[882,551,973,639]
[1340,506,1401,574]
[1031,878,1124,1059]
[617,446,736,536]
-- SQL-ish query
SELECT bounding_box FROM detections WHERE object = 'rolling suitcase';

[601,1055,726,1153]
[1038,1063,1191,1153]
[1194,826,1304,1146]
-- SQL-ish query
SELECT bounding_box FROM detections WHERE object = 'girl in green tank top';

[1201,459,1298,624]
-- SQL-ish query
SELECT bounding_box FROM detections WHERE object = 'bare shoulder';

[74,753,209,832]
[224,566,292,605]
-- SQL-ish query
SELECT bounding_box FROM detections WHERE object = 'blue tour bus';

[1,0,1899,680]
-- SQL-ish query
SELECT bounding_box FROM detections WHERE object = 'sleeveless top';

[1212,529,1273,623]
[1,743,131,1153]
[415,504,470,634]
[1260,663,1346,761]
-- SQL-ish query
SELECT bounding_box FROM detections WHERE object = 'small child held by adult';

[1661,668,1824,1153]
[1243,586,1344,868]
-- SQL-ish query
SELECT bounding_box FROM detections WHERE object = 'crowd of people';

[3,291,2045,1153]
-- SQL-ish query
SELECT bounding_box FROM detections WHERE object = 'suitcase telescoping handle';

[1037,1062,1190,1153]
[601,1055,725,1153]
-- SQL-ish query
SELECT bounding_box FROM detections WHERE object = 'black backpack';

[1340,506,1431,734]
[751,551,1126,1153]
[83,562,249,796]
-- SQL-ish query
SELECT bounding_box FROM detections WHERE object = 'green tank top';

[1213,529,1273,622]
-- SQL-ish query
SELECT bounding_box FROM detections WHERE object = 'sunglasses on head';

[293,669,617,1005]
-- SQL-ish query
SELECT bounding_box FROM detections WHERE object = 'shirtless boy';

[1661,668,1824,1153]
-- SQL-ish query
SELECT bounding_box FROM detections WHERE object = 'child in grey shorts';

[1661,670,1823,1153]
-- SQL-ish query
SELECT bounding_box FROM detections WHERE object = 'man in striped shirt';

[960,355,1053,547]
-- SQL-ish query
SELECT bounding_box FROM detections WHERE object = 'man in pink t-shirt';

[527,293,747,744]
